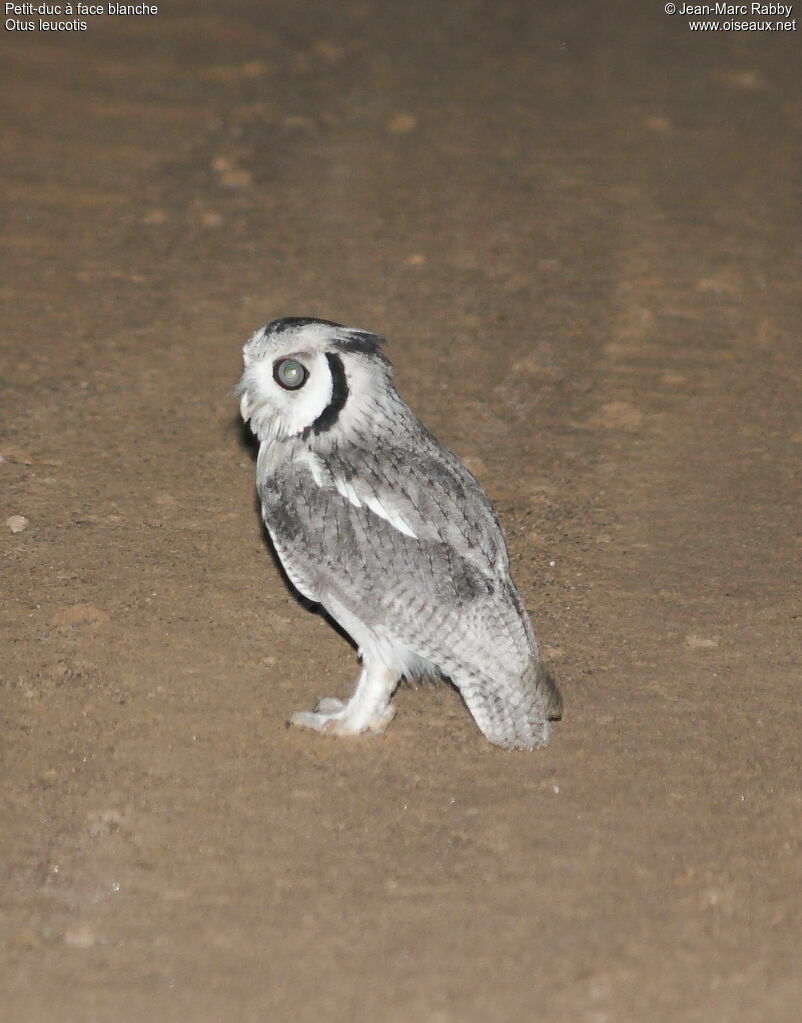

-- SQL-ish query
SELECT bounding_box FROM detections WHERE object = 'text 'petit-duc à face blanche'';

[678,3,793,14]
[4,4,159,15]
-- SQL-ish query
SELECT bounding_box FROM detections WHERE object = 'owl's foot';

[289,699,396,736]
[316,697,347,713]
[289,660,400,738]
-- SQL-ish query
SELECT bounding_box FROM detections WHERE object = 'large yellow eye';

[273,358,308,390]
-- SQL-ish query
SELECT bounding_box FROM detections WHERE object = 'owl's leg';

[289,658,399,737]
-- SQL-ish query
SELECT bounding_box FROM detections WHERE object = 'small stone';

[510,355,563,382]
[218,167,253,189]
[697,275,738,296]
[717,69,764,90]
[281,115,316,132]
[241,60,268,78]
[7,515,29,533]
[143,209,168,225]
[386,113,417,135]
[643,115,671,133]
[685,633,720,649]
[593,401,643,430]
[10,928,41,950]
[313,40,344,60]
[50,604,110,629]
[86,809,124,838]
[64,923,97,949]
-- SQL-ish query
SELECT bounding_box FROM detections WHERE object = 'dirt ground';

[2,2,800,1020]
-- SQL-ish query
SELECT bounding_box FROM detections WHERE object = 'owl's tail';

[455,657,563,751]
[536,661,563,721]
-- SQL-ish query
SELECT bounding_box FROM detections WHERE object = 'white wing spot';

[297,450,327,489]
[364,495,418,539]
[326,470,417,539]
[333,475,363,509]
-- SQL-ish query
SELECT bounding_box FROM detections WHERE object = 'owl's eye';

[273,358,308,390]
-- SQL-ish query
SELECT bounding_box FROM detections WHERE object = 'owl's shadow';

[235,416,357,651]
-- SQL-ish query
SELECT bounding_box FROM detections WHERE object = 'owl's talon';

[315,697,346,713]
[289,702,395,737]
[288,709,329,731]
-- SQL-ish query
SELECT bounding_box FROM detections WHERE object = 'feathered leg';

[289,657,400,736]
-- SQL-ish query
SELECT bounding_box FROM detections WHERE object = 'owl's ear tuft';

[267,316,345,335]
[330,330,386,357]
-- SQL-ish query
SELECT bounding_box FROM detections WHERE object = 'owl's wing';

[297,431,510,581]
[260,447,558,748]
[260,449,503,614]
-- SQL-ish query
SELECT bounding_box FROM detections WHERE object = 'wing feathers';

[260,440,555,749]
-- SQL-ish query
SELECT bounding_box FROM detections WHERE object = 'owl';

[237,317,562,750]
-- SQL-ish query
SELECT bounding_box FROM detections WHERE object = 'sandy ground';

[2,2,800,1020]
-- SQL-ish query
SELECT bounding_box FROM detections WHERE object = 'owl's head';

[237,317,392,445]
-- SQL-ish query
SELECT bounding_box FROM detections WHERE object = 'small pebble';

[643,115,671,133]
[142,209,168,225]
[241,60,267,78]
[218,168,253,189]
[50,603,110,629]
[64,924,97,949]
[313,40,344,61]
[7,515,29,533]
[685,633,720,649]
[594,401,643,430]
[386,113,417,135]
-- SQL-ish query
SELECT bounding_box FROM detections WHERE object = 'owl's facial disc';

[240,318,389,445]
[240,347,338,442]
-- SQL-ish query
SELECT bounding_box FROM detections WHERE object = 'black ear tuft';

[330,331,387,357]
[263,317,388,360]
[266,316,345,334]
